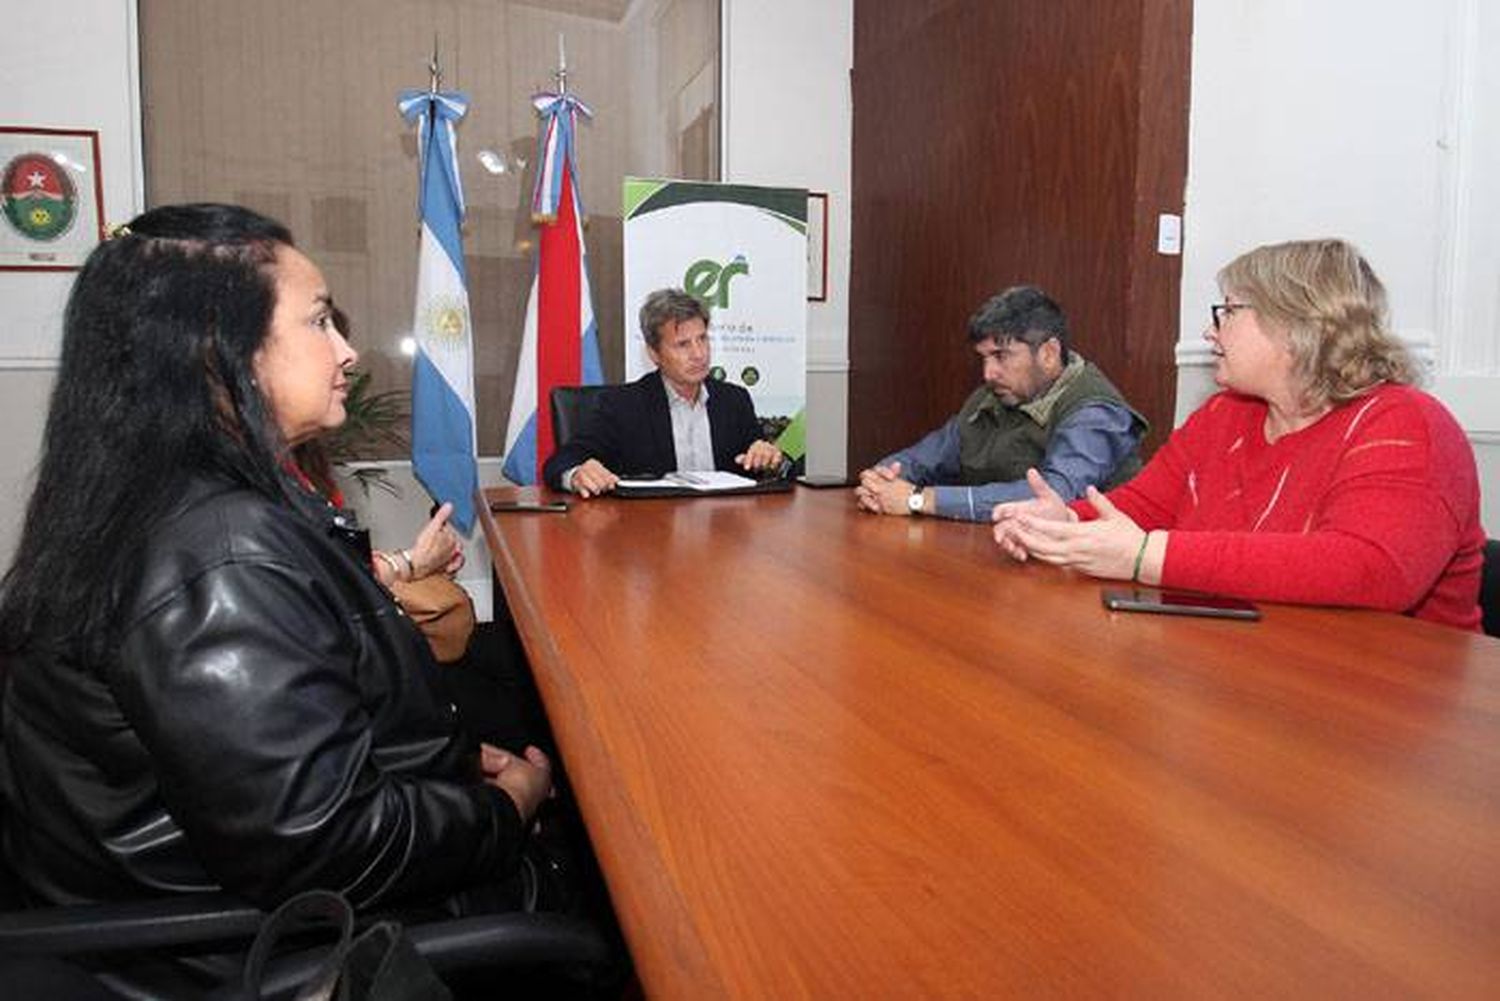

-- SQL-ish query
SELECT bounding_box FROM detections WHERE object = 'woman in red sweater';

[992,238,1484,630]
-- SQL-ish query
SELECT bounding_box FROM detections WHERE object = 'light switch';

[1157,213,1182,256]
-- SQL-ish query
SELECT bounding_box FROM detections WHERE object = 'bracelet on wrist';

[1131,531,1152,583]
[373,550,402,580]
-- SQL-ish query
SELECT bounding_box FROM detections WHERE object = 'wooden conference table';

[482,486,1500,999]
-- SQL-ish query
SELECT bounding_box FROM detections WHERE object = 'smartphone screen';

[1101,587,1261,620]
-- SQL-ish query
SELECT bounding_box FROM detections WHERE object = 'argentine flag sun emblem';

[423,296,470,350]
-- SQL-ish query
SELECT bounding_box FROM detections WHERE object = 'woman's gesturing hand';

[993,472,1160,582]
[408,501,465,578]
[991,468,1075,561]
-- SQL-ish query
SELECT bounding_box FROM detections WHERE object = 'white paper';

[617,471,758,492]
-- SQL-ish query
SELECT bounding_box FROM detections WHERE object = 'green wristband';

[1131,531,1151,583]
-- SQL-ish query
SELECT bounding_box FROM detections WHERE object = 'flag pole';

[425,38,481,478]
[501,32,603,485]
[397,39,481,531]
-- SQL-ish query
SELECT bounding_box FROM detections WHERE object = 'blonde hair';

[1217,238,1415,410]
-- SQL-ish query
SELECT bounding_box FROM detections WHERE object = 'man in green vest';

[856,286,1146,522]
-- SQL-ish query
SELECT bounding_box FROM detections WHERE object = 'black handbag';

[240,890,450,1001]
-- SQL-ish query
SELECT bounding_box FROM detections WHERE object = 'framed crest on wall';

[0,126,105,271]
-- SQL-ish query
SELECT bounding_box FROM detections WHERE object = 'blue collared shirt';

[880,401,1140,522]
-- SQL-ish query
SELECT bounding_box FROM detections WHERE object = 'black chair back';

[0,802,615,997]
[1481,539,1500,637]
[548,384,610,451]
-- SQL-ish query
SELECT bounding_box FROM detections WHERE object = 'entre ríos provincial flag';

[501,85,604,484]
[398,86,480,533]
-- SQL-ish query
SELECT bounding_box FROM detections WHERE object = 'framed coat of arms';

[0,126,104,271]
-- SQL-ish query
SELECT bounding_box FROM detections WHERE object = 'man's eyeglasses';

[1210,302,1250,331]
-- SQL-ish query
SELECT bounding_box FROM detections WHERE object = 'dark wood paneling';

[1126,0,1194,454]
[849,0,1192,468]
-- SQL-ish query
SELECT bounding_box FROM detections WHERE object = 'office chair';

[0,858,616,999]
[548,384,611,451]
[1480,538,1500,637]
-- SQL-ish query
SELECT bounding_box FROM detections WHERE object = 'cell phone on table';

[488,500,569,513]
[795,473,851,488]
[1101,586,1261,621]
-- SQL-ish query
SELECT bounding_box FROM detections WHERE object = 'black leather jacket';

[0,474,523,908]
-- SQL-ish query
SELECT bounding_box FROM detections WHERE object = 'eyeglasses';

[1210,302,1251,331]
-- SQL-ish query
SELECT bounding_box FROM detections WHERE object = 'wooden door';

[848,0,1192,468]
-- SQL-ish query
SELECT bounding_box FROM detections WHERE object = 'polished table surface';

[482,486,1500,999]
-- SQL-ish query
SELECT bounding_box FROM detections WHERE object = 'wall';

[721,0,853,478]
[0,0,143,564]
[1178,0,1500,531]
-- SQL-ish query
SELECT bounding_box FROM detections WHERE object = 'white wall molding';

[1173,341,1212,368]
[1432,0,1485,374]
[125,0,145,214]
[1431,374,1500,436]
[717,0,733,179]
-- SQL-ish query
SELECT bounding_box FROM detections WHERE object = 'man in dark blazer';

[542,288,784,496]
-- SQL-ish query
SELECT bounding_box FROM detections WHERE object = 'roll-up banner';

[623,178,807,459]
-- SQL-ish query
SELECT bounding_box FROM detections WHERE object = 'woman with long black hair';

[0,204,551,916]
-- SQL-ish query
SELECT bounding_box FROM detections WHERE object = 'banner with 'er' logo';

[623,178,807,459]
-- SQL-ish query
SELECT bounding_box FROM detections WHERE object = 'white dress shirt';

[666,380,715,472]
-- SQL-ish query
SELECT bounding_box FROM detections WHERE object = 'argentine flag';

[398,88,479,533]
[502,88,604,485]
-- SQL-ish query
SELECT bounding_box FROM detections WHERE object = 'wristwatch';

[907,487,925,515]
